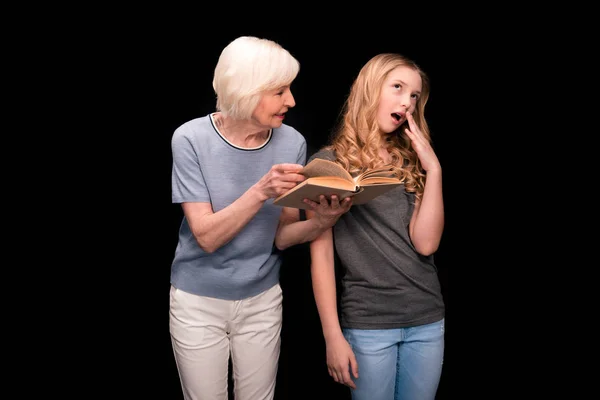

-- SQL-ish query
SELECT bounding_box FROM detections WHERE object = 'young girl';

[307,53,445,400]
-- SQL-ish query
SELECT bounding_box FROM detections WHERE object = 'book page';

[359,176,404,185]
[306,176,358,191]
[273,177,358,209]
[302,159,353,181]
[351,181,403,204]
[356,166,396,182]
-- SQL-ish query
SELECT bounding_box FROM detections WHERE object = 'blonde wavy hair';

[326,53,431,201]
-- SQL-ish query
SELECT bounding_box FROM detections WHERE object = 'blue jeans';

[343,318,444,400]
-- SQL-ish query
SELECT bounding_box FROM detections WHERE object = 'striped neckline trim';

[209,113,272,150]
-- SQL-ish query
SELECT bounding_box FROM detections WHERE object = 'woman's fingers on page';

[277,163,304,173]
[272,164,305,184]
[283,172,305,183]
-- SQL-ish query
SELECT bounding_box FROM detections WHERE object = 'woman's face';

[377,66,422,134]
[252,85,296,128]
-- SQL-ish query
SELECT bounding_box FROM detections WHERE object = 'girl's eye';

[394,84,401,89]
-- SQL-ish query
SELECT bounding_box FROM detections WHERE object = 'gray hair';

[213,36,300,120]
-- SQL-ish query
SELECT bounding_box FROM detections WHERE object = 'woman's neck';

[213,113,270,148]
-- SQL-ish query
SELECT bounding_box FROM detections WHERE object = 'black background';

[100,23,509,399]
[17,5,581,396]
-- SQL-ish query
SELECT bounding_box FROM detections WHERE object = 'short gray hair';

[213,36,300,120]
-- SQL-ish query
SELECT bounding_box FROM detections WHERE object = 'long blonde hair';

[327,53,431,200]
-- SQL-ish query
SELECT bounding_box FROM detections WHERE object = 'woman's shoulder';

[277,123,305,139]
[273,123,307,148]
[172,115,213,141]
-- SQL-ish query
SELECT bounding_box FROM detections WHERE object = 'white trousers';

[169,284,283,400]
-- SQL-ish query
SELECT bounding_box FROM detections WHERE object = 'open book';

[273,158,403,210]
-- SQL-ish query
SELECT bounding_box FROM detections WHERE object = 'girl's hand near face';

[404,112,441,173]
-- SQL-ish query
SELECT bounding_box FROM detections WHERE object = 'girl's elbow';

[414,241,440,257]
[417,248,436,257]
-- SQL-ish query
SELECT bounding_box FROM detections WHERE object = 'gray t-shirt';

[309,149,445,329]
[171,114,306,300]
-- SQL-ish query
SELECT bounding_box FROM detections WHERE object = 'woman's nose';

[285,92,296,108]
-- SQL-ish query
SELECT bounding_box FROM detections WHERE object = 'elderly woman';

[169,36,351,400]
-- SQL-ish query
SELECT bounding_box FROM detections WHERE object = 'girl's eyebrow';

[393,79,421,95]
